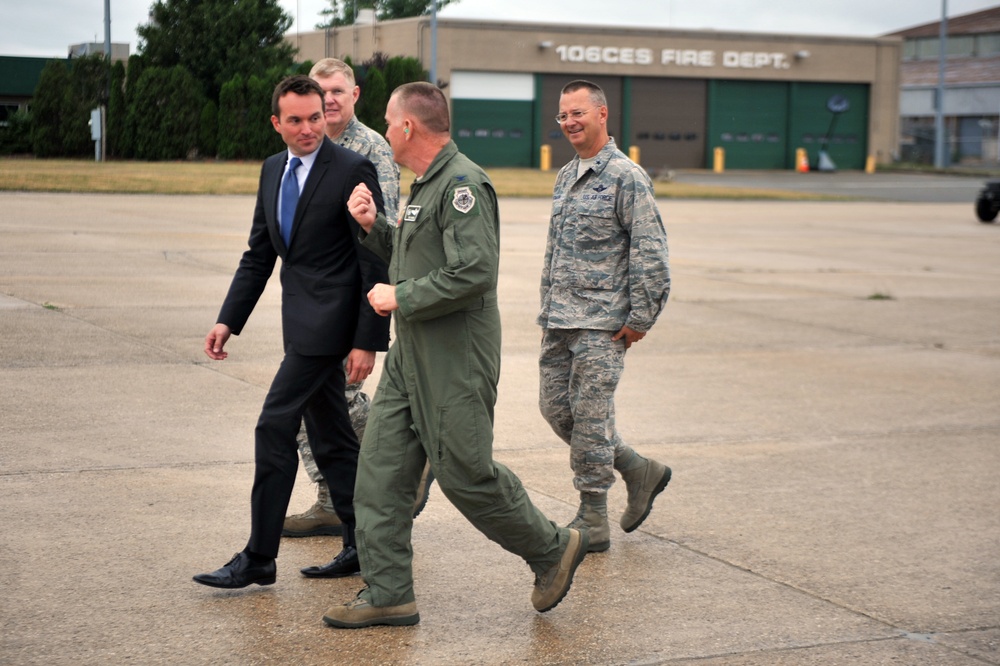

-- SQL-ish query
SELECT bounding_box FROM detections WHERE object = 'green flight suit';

[355,141,568,607]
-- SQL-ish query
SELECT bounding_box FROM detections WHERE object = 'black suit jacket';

[218,137,389,356]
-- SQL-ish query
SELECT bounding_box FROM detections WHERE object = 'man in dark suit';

[194,75,385,589]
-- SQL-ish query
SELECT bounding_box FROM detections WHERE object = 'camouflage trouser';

[539,328,627,494]
[299,365,371,511]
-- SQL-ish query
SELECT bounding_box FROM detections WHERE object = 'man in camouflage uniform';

[284,59,433,564]
[538,80,672,553]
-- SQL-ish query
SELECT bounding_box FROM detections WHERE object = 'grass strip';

[0,158,840,200]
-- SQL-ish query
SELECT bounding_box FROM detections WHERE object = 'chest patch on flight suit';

[402,205,421,226]
[452,187,475,214]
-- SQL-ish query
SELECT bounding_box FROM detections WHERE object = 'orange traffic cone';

[796,148,809,173]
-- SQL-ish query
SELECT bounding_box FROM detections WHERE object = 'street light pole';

[104,0,111,60]
[430,0,437,86]
[934,0,948,168]
[100,0,111,162]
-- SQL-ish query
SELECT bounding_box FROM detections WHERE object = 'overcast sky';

[3,0,998,58]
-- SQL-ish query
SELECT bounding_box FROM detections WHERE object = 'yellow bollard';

[713,147,725,173]
[628,145,641,165]
[865,155,876,174]
[540,144,552,172]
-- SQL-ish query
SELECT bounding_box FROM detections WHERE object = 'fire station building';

[290,17,901,171]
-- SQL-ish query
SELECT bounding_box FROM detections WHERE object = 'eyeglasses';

[555,109,593,125]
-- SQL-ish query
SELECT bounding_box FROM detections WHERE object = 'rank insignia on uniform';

[452,187,475,213]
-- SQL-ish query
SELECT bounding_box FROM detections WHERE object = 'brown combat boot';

[532,528,588,612]
[323,588,420,628]
[283,483,343,537]
[566,492,610,552]
[618,456,672,533]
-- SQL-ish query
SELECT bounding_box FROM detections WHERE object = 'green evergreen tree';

[382,56,425,94]
[217,75,249,159]
[30,60,70,157]
[165,66,203,159]
[60,55,108,157]
[352,54,424,133]
[0,109,33,155]
[29,56,109,157]
[137,0,295,103]
[128,66,204,160]
[245,72,284,159]
[199,100,219,158]
[119,54,147,158]
[358,67,388,135]
[107,60,127,158]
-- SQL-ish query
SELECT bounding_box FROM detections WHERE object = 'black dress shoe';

[300,546,361,578]
[193,552,276,589]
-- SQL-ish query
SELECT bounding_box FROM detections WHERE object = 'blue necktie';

[280,156,302,246]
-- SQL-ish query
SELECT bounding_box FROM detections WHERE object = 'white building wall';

[450,71,535,100]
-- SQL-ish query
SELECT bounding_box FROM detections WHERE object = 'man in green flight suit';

[322,82,588,629]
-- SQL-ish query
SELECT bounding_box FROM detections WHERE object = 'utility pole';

[104,0,111,61]
[98,0,111,161]
[934,0,948,168]
[430,0,437,86]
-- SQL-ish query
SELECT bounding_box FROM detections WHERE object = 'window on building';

[915,38,941,59]
[907,33,996,60]
[977,33,1000,56]
[946,35,975,57]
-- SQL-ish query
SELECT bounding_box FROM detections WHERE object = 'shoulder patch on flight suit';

[452,187,475,214]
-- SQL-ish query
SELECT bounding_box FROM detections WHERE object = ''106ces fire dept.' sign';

[552,44,796,69]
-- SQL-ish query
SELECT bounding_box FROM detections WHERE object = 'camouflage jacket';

[337,115,400,222]
[538,138,670,333]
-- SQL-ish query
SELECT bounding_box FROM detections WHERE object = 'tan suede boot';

[532,528,588,612]
[283,483,343,537]
[618,456,672,533]
[566,491,610,552]
[324,588,420,628]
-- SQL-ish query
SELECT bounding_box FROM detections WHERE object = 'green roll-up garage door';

[788,82,869,170]
[450,72,535,168]
[707,79,870,170]
[707,80,789,170]
[452,99,534,168]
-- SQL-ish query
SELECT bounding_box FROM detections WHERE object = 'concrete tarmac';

[1,191,998,665]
